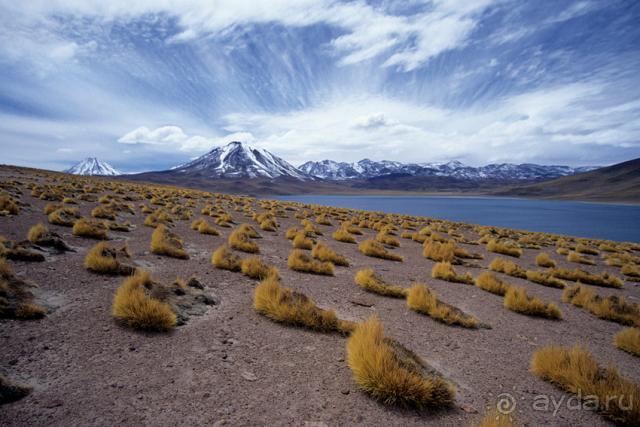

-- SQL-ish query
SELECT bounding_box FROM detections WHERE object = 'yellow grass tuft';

[48,207,79,226]
[253,275,350,333]
[241,256,279,280]
[358,239,403,262]
[504,287,561,319]
[562,284,639,326]
[531,345,640,425]
[489,257,526,279]
[72,217,109,239]
[192,218,220,235]
[346,315,456,407]
[311,242,349,266]
[211,245,242,271]
[228,228,259,253]
[150,224,188,259]
[292,232,313,250]
[375,231,400,247]
[535,252,556,268]
[486,239,523,258]
[525,270,566,289]
[27,223,47,243]
[614,328,640,357]
[474,409,517,427]
[332,227,356,243]
[551,268,623,288]
[621,263,640,280]
[354,269,407,298]
[423,240,456,263]
[475,271,511,296]
[431,262,473,284]
[84,242,135,275]
[407,284,478,328]
[567,251,596,265]
[288,249,334,275]
[111,271,176,331]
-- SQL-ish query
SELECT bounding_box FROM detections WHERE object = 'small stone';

[241,371,257,381]
[340,389,350,395]
[460,403,478,414]
[45,400,63,408]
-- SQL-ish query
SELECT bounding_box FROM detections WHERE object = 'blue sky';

[1,0,639,172]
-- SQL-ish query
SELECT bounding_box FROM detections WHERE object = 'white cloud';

[117,126,254,152]
[3,0,496,71]
[214,82,640,166]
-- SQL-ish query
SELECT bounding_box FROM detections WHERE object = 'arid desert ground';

[1,165,639,426]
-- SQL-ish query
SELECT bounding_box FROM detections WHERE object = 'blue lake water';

[272,195,640,243]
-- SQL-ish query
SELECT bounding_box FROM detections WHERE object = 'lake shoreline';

[270,194,640,243]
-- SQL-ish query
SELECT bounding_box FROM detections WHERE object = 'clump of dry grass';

[292,232,313,250]
[241,256,279,280]
[229,228,260,253]
[407,284,478,328]
[475,271,511,296]
[504,287,561,319]
[0,259,46,319]
[551,268,623,289]
[91,205,115,220]
[311,242,349,266]
[238,223,262,238]
[531,345,640,425]
[486,239,522,258]
[0,194,19,216]
[431,262,473,284]
[621,263,640,281]
[346,315,456,407]
[614,328,640,357]
[575,243,599,255]
[211,245,242,271]
[191,218,220,235]
[423,240,456,263]
[150,224,188,259]
[567,251,596,265]
[535,252,556,268]
[288,249,334,276]
[84,242,136,275]
[0,374,32,404]
[72,217,109,239]
[474,409,517,427]
[375,231,400,247]
[562,284,639,326]
[316,213,332,226]
[525,270,566,289]
[358,239,403,262]
[354,269,407,298]
[111,271,176,331]
[48,207,79,226]
[489,257,526,279]
[332,227,356,243]
[253,275,352,333]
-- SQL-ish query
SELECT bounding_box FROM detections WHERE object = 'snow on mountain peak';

[65,158,121,176]
[173,141,310,180]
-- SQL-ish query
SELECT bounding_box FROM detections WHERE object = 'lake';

[272,195,640,243]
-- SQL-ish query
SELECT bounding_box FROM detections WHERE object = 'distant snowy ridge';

[299,159,597,181]
[65,158,121,176]
[171,141,309,180]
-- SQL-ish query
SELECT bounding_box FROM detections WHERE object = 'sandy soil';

[1,168,639,426]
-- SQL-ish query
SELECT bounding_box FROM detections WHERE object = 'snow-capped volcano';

[65,158,121,176]
[172,141,309,180]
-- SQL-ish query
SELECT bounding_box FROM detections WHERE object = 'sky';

[0,0,639,173]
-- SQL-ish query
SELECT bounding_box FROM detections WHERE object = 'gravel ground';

[1,167,639,426]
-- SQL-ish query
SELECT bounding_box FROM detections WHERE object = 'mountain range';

[68,141,595,182]
[63,142,638,202]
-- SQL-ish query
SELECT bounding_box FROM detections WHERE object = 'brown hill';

[494,158,640,203]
